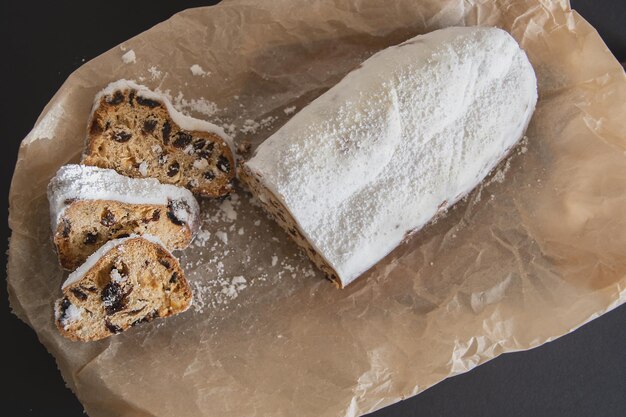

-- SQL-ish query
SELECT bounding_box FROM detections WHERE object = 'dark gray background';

[2,1,625,416]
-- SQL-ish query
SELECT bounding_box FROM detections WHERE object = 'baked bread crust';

[54,236,192,342]
[82,80,235,197]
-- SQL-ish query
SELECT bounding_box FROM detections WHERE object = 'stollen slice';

[54,235,192,342]
[82,80,235,197]
[48,164,199,270]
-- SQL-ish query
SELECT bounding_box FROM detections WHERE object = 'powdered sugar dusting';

[148,66,162,80]
[180,188,320,314]
[110,268,127,284]
[94,80,233,152]
[121,50,136,64]
[245,27,537,286]
[240,116,278,135]
[190,64,209,77]
[60,303,84,330]
[47,164,200,234]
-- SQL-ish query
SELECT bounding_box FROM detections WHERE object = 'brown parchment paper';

[8,0,626,416]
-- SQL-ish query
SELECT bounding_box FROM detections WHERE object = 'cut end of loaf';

[54,237,192,342]
[82,84,235,197]
[239,165,344,288]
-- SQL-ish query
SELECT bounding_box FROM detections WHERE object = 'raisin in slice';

[61,219,72,238]
[101,209,116,227]
[70,288,88,301]
[169,272,179,284]
[105,320,123,334]
[101,282,129,315]
[203,171,215,180]
[167,161,180,177]
[108,91,124,105]
[84,232,98,245]
[192,138,206,150]
[143,119,157,133]
[197,150,211,159]
[217,155,231,173]
[162,121,171,144]
[159,258,171,269]
[136,96,160,108]
[166,200,186,226]
[90,118,103,135]
[167,210,184,226]
[142,209,161,224]
[172,132,192,148]
[128,90,136,107]
[112,131,132,142]
[58,297,71,319]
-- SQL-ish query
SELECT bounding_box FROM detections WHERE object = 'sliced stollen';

[54,235,192,342]
[48,164,200,270]
[240,26,538,288]
[82,79,235,197]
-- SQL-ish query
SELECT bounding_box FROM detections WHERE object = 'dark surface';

[2,1,624,416]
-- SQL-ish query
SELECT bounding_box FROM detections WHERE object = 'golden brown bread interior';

[54,237,192,342]
[82,85,235,197]
[54,199,194,270]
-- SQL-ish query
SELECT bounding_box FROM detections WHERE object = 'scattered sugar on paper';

[148,66,162,80]
[194,229,211,247]
[215,230,228,244]
[240,116,278,134]
[222,123,237,138]
[190,64,209,76]
[184,190,321,313]
[121,50,136,64]
[219,199,238,221]
[284,106,296,115]
[155,88,219,118]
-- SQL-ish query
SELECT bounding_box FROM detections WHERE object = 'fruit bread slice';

[82,79,235,197]
[48,164,200,270]
[239,27,537,288]
[54,235,192,342]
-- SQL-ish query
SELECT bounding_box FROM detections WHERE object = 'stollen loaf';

[240,26,537,287]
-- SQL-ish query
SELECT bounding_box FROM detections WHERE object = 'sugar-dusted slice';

[54,235,192,342]
[82,79,235,197]
[48,164,200,270]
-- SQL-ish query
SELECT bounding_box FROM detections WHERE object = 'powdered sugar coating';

[61,234,168,289]
[91,79,234,153]
[245,27,538,287]
[48,164,200,234]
